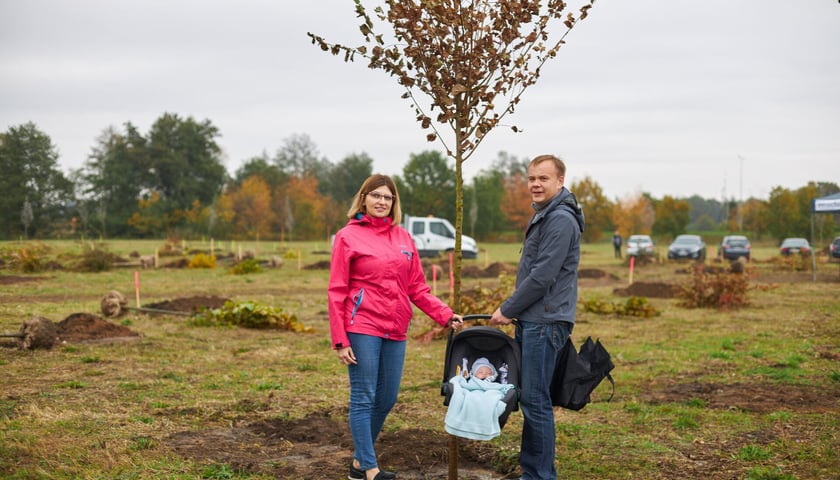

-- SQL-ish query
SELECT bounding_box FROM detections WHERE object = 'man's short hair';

[529,154,566,177]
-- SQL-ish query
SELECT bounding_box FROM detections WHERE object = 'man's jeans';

[517,321,572,479]
[346,333,406,471]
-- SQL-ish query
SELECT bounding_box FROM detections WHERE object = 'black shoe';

[349,462,396,480]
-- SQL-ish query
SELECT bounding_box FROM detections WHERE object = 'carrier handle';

[448,314,519,341]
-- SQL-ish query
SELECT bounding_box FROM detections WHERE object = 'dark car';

[719,235,751,261]
[831,236,840,260]
[668,234,706,260]
[779,237,811,256]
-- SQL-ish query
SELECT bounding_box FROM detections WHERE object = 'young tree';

[309,0,596,308]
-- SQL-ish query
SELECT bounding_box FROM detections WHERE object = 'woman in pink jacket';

[329,174,463,480]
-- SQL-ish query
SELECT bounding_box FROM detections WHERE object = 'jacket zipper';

[350,288,364,324]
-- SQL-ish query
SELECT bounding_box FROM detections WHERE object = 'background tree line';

[1,117,837,244]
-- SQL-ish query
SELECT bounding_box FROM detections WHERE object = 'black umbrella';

[550,336,615,410]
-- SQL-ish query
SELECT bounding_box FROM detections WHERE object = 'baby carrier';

[440,314,521,429]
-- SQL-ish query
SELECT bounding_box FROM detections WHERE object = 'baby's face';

[474,365,493,379]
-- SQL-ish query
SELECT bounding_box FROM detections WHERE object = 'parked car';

[830,236,840,259]
[667,234,706,260]
[626,234,654,257]
[779,237,811,256]
[719,235,751,261]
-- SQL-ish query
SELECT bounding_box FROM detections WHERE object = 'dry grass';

[1,240,839,479]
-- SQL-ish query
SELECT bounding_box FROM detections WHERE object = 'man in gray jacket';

[491,154,584,480]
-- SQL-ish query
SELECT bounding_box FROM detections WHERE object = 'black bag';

[550,336,615,410]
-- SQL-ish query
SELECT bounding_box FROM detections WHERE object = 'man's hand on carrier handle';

[490,307,513,326]
[447,314,464,331]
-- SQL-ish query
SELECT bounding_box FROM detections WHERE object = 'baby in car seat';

[470,357,497,381]
[446,356,514,441]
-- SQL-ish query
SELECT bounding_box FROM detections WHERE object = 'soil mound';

[162,258,189,268]
[613,281,680,298]
[304,260,331,270]
[461,262,518,278]
[56,313,141,343]
[144,296,229,314]
[579,268,618,280]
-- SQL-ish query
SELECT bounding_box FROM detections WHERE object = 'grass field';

[1,239,838,479]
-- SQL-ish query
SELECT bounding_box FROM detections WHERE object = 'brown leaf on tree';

[451,84,468,96]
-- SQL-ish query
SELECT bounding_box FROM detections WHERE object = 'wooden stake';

[134,271,141,308]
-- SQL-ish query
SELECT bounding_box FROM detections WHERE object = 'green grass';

[1,240,839,479]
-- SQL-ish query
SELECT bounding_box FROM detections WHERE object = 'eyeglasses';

[366,192,395,202]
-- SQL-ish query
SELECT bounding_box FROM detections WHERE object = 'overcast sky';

[1,0,838,201]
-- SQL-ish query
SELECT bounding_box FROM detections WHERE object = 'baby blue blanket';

[444,375,515,441]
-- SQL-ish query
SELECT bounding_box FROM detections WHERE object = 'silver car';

[626,235,654,257]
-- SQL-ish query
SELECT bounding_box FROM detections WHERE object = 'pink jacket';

[328,214,453,348]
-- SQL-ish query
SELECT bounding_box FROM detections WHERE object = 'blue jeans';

[347,333,406,471]
[516,321,572,480]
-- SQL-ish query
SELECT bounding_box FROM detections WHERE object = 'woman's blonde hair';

[346,174,402,225]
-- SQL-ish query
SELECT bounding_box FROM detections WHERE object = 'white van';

[403,214,478,259]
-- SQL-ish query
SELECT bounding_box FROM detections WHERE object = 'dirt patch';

[165,378,840,479]
[613,282,680,298]
[161,258,189,268]
[461,262,518,278]
[167,411,506,480]
[144,295,229,314]
[0,275,46,285]
[578,268,618,280]
[304,260,331,270]
[56,313,141,344]
[639,381,840,413]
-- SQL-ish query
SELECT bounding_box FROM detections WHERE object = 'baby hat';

[470,357,497,381]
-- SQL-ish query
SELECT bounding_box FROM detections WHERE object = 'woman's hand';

[448,314,464,331]
[336,346,357,365]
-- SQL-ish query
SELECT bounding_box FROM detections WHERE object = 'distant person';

[491,154,584,479]
[328,174,464,480]
[612,230,623,259]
